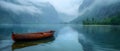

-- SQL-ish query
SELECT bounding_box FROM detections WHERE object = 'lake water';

[0,24,120,51]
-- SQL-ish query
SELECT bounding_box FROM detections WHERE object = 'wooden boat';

[12,30,55,41]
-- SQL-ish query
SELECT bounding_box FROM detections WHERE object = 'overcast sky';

[49,0,83,15]
[1,0,119,22]
[0,0,83,22]
[49,0,83,22]
[29,0,83,22]
[27,0,83,15]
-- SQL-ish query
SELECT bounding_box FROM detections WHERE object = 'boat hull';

[12,31,54,42]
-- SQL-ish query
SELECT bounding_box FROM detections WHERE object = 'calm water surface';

[0,24,120,51]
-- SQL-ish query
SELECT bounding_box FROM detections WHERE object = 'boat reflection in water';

[12,37,55,50]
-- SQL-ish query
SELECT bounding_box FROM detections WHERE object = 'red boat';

[12,30,55,41]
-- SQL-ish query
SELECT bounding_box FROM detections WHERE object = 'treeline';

[82,15,120,25]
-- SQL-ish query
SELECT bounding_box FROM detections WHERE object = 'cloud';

[49,0,83,15]
[17,0,82,22]
[0,0,43,15]
[0,0,83,22]
[79,0,120,16]
[48,0,83,22]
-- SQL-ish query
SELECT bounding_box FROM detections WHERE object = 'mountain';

[79,0,95,12]
[0,0,62,24]
[72,0,120,24]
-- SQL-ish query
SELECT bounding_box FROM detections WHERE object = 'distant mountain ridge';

[79,0,95,12]
[0,0,62,24]
[72,0,120,24]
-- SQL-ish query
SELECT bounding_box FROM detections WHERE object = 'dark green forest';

[82,14,120,25]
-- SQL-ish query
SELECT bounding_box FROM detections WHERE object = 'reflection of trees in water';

[72,25,120,51]
[78,37,94,51]
[109,26,120,50]
[110,26,120,34]
[84,26,120,50]
[12,37,55,50]
[72,25,94,51]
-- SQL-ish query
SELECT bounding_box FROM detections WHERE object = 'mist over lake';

[0,0,120,51]
[0,24,120,51]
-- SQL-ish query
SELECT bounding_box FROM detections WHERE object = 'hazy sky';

[49,0,83,22]
[1,0,119,23]
[0,0,83,22]
[30,0,83,22]
[28,0,83,15]
[49,0,83,15]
